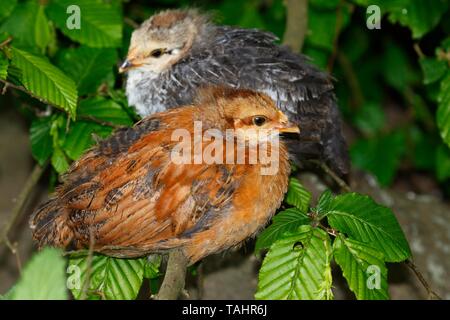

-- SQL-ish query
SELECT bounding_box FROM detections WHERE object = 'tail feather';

[29,199,73,249]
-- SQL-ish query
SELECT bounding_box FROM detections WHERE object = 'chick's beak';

[278,122,300,134]
[119,59,133,73]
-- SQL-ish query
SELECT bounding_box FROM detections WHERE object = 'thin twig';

[413,43,425,59]
[155,249,188,300]
[405,260,442,300]
[79,228,96,300]
[327,0,345,73]
[78,115,125,130]
[0,161,48,247]
[310,160,351,192]
[5,239,22,274]
[282,0,309,53]
[0,36,12,48]
[124,17,139,29]
[0,79,61,110]
[337,52,365,109]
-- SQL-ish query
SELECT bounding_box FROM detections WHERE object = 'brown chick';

[30,87,299,264]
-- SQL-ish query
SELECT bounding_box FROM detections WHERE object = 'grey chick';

[120,9,349,176]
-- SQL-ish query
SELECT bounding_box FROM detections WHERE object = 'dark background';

[0,0,449,299]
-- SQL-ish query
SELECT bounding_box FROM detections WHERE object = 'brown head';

[195,87,300,142]
[120,9,209,74]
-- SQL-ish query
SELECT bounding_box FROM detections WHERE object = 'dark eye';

[252,116,267,126]
[150,49,164,58]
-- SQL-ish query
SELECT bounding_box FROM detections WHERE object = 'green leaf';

[10,248,68,300]
[351,131,406,186]
[306,8,337,51]
[351,0,409,12]
[437,71,450,147]
[306,4,351,51]
[11,47,78,118]
[51,146,70,174]
[0,52,8,80]
[333,236,389,300]
[353,101,385,136]
[143,255,161,279]
[285,177,311,212]
[0,2,50,52]
[256,226,333,300]
[326,193,411,262]
[77,97,133,127]
[47,0,122,48]
[410,126,437,171]
[302,46,329,69]
[382,42,419,91]
[0,0,17,23]
[255,208,310,252]
[68,254,145,300]
[388,0,448,39]
[30,116,54,165]
[419,58,447,85]
[436,144,450,181]
[56,46,118,95]
[310,0,339,9]
[63,121,112,161]
[316,190,333,215]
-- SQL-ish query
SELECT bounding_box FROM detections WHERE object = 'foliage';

[255,178,410,300]
[1,0,446,300]
[67,253,160,300]
[6,248,68,300]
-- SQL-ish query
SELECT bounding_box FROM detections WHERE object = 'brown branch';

[0,161,48,247]
[155,249,188,300]
[310,160,351,193]
[0,79,61,110]
[79,229,96,300]
[124,17,139,29]
[0,36,12,49]
[327,0,345,73]
[78,115,125,130]
[282,0,309,53]
[337,52,365,109]
[5,239,22,274]
[405,260,442,300]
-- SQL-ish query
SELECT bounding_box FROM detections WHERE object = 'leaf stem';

[78,115,125,130]
[0,79,61,110]
[0,36,12,49]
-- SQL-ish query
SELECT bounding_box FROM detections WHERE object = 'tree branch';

[0,79,61,110]
[405,259,442,300]
[155,249,188,300]
[310,160,351,192]
[282,0,309,53]
[0,161,48,247]
[0,36,12,49]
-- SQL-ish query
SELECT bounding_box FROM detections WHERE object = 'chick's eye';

[252,116,267,126]
[150,49,164,58]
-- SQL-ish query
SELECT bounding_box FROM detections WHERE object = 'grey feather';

[125,25,349,176]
